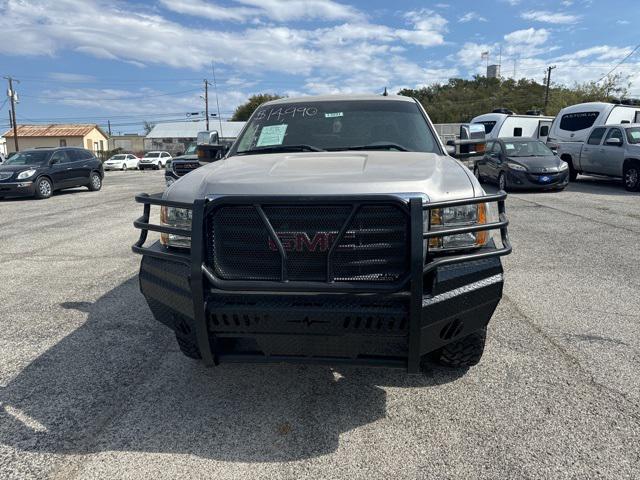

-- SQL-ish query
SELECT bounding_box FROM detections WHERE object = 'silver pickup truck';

[132,95,511,375]
[556,123,640,191]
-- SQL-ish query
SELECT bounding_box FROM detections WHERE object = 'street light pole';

[204,79,210,131]
[4,76,19,152]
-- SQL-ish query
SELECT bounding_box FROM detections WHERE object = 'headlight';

[427,203,488,252]
[160,206,192,249]
[507,162,527,171]
[17,169,36,180]
[558,161,569,171]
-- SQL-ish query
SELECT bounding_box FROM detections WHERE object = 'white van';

[547,102,640,147]
[471,112,554,141]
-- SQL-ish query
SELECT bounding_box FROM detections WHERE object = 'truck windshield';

[625,127,640,144]
[230,100,441,156]
[503,140,554,157]
[4,150,50,166]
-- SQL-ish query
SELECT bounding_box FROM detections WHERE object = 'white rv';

[547,102,640,149]
[470,112,554,142]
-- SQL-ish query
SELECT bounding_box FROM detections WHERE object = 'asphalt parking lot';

[1,169,639,479]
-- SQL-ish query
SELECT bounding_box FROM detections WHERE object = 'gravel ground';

[0,170,638,479]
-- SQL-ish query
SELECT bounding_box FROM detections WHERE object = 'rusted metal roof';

[3,124,103,138]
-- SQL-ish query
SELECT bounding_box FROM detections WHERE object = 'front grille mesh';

[173,162,200,177]
[207,202,409,284]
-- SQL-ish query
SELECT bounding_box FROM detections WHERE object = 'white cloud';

[521,10,581,24]
[48,72,96,83]
[458,12,487,23]
[504,28,549,47]
[159,0,360,23]
[396,9,448,47]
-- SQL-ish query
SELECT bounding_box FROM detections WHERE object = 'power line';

[596,43,640,83]
[20,88,202,102]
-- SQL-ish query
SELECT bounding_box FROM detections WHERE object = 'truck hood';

[164,151,478,203]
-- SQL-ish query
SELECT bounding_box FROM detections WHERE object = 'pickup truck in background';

[556,123,640,191]
[165,131,232,187]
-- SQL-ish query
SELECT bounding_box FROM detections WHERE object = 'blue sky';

[0,0,638,134]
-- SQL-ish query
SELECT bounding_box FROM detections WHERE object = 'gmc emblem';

[268,232,354,253]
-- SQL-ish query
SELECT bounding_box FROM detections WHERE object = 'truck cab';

[560,124,640,191]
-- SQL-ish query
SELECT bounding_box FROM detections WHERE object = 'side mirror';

[605,137,622,146]
[460,123,486,141]
[445,144,456,155]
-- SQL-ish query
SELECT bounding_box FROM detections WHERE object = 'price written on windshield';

[255,106,318,122]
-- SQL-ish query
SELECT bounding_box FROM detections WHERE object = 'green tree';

[232,93,284,121]
[142,121,156,135]
[398,73,631,123]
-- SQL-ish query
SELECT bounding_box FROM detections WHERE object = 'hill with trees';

[398,74,629,123]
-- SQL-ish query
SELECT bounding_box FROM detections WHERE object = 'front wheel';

[175,332,201,359]
[122,164,128,171]
[498,172,507,191]
[34,177,53,199]
[434,328,487,368]
[623,162,640,191]
[88,172,102,191]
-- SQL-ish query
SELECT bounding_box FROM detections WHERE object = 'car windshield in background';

[185,144,197,155]
[110,155,126,160]
[145,153,161,158]
[503,140,554,157]
[4,150,50,166]
[231,100,441,155]
[625,127,640,144]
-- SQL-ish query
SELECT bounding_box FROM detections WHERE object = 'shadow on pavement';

[0,277,465,462]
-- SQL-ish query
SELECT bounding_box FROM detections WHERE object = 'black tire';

[473,165,482,183]
[88,172,102,191]
[122,164,128,171]
[498,172,507,191]
[175,332,201,359]
[34,176,53,199]
[435,328,487,368]
[564,157,578,181]
[623,162,640,192]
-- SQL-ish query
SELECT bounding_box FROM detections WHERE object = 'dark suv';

[0,147,103,199]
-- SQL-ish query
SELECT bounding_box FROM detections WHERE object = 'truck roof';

[602,123,640,128]
[264,94,415,106]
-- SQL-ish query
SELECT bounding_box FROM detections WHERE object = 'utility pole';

[211,62,223,137]
[4,76,19,152]
[107,120,112,136]
[544,65,556,113]
[203,79,210,131]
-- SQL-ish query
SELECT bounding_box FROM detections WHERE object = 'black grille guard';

[132,192,511,372]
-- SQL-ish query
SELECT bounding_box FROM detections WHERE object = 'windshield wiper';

[237,144,325,155]
[329,143,409,152]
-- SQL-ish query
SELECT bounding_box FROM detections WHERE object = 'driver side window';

[50,151,69,164]
[604,128,623,143]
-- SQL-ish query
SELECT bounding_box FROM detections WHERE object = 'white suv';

[139,151,172,170]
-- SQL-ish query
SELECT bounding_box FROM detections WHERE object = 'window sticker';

[325,112,344,118]
[504,143,515,150]
[256,124,288,147]
[629,130,640,140]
